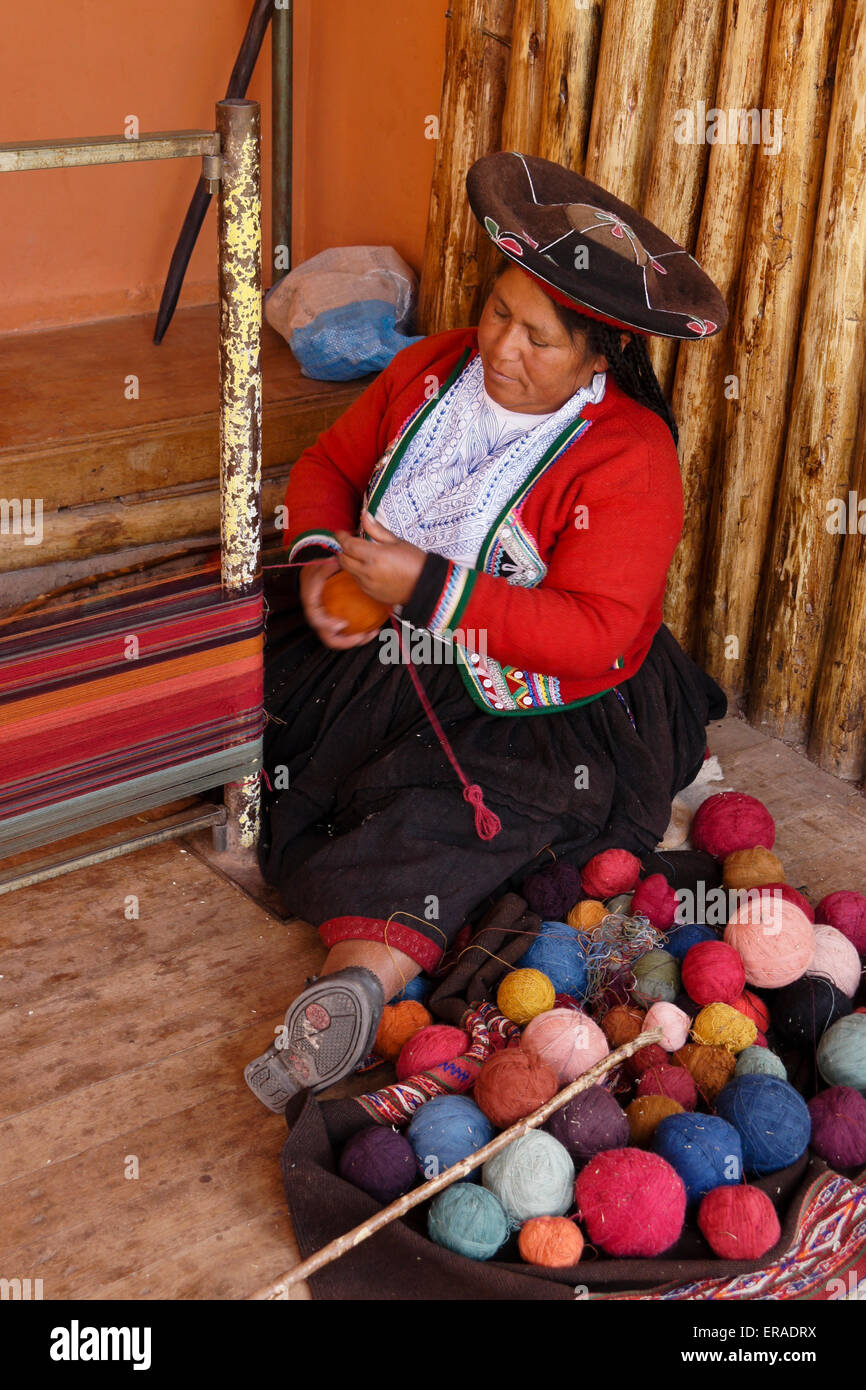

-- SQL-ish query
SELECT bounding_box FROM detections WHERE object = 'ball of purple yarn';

[544,1084,628,1163]
[339,1125,417,1204]
[522,861,583,920]
[807,1086,866,1168]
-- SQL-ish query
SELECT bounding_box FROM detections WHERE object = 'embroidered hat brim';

[466,151,728,340]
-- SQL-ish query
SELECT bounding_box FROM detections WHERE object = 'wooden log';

[662,0,774,653]
[501,0,549,157]
[749,0,866,761]
[249,1026,665,1299]
[536,0,605,170]
[641,0,728,397]
[417,0,516,334]
[694,0,842,699]
[583,0,676,207]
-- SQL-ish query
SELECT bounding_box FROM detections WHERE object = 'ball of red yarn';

[375,1001,432,1062]
[473,1048,559,1128]
[731,990,770,1032]
[521,861,583,920]
[518,1215,585,1267]
[575,1148,686,1256]
[698,1185,781,1260]
[624,1041,669,1081]
[816,890,866,955]
[580,849,642,901]
[690,792,776,858]
[630,873,678,930]
[682,940,746,1006]
[636,1062,698,1110]
[760,883,815,921]
[395,1024,469,1082]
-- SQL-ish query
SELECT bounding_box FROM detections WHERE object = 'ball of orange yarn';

[474,1048,559,1128]
[627,1095,684,1146]
[673,1042,736,1104]
[321,569,389,634]
[567,899,608,932]
[374,1000,432,1062]
[518,1216,585,1268]
[722,846,786,891]
[601,1003,646,1047]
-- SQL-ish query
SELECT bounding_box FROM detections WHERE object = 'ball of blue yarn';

[392,974,432,1004]
[652,1113,744,1204]
[518,920,587,999]
[407,1094,496,1181]
[715,1075,812,1175]
[427,1183,510,1261]
[664,923,718,962]
[735,1046,787,1081]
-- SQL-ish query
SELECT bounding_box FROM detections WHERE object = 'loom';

[0,103,265,892]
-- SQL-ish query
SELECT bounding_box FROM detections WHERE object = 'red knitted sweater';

[284,326,684,716]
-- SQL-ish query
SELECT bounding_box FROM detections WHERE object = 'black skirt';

[258,567,727,950]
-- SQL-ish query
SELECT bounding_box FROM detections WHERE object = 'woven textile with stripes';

[0,558,263,856]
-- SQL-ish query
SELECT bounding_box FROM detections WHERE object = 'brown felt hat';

[466,150,728,340]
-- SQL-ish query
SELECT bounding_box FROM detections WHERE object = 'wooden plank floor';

[1,709,864,1300]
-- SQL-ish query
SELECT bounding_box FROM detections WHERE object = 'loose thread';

[383,910,449,992]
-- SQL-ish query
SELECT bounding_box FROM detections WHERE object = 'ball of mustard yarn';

[627,1095,685,1146]
[567,899,608,932]
[722,846,786,891]
[691,1002,757,1054]
[497,968,556,1025]
[674,1043,736,1103]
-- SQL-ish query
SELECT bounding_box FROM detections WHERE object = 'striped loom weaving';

[0,558,263,857]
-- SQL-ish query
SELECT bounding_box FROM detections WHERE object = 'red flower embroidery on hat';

[686,318,717,336]
[650,258,667,274]
[498,236,524,256]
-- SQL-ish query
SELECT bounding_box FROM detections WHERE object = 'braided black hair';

[491,258,679,447]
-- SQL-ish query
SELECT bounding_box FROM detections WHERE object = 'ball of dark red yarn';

[771,976,853,1049]
[474,1047,559,1128]
[761,883,815,921]
[338,1125,417,1204]
[690,791,776,858]
[624,1041,669,1081]
[636,1062,698,1110]
[816,889,866,955]
[544,1084,629,1162]
[631,873,678,930]
[681,940,745,1006]
[521,861,583,920]
[808,1086,866,1168]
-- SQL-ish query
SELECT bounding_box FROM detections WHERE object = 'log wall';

[418,0,866,791]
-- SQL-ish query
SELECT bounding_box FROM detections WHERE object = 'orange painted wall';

[0,0,448,335]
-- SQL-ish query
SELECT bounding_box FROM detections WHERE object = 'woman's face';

[477,264,608,414]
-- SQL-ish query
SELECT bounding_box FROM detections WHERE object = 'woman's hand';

[333,511,426,605]
[299,557,381,649]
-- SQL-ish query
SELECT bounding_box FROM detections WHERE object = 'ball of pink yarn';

[642,1002,691,1052]
[575,1148,686,1256]
[807,924,862,998]
[682,940,746,1006]
[631,873,678,930]
[580,849,642,901]
[759,883,814,921]
[816,890,866,955]
[691,792,775,858]
[395,1024,469,1082]
[521,1008,609,1084]
[724,899,815,989]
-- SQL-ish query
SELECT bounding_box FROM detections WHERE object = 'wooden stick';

[249,1025,665,1299]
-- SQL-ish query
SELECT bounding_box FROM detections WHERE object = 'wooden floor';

[1,709,865,1300]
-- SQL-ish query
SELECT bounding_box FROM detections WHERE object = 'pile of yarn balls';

[336,795,866,1269]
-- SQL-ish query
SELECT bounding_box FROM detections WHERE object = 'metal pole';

[217,97,262,852]
[272,0,293,284]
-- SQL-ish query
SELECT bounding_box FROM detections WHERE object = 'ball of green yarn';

[632,949,681,1005]
[482,1131,574,1222]
[427,1183,510,1261]
[735,1046,787,1080]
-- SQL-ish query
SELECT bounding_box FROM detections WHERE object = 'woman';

[246,151,728,1113]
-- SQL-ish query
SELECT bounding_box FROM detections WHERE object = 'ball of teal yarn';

[817,1014,866,1094]
[715,1075,811,1175]
[407,1094,496,1180]
[482,1131,574,1222]
[519,921,588,999]
[652,1113,743,1204]
[427,1183,510,1261]
[735,1046,787,1081]
[632,949,681,1005]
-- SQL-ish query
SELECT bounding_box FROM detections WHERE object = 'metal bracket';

[202,152,223,192]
